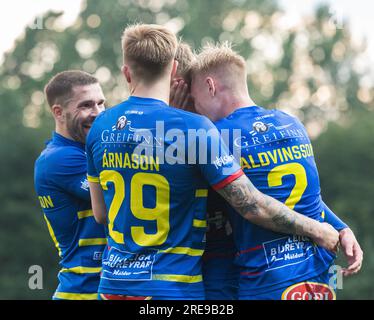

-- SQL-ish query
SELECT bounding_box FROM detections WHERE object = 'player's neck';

[221,93,256,118]
[129,80,171,105]
[55,126,75,143]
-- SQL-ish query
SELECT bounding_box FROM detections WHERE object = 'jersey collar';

[128,96,168,107]
[51,132,85,150]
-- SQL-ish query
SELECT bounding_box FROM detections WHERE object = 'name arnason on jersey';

[102,151,160,172]
[241,143,314,170]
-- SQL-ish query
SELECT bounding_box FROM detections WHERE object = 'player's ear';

[171,60,179,80]
[122,65,131,84]
[206,77,216,97]
[51,104,64,122]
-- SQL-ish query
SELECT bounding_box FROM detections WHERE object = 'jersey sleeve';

[192,116,244,190]
[47,148,91,202]
[322,200,348,231]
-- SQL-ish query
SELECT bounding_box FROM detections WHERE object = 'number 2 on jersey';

[268,163,308,209]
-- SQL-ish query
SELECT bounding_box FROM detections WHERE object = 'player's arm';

[195,116,339,252]
[322,201,348,231]
[216,174,339,252]
[88,180,107,225]
[85,123,107,224]
[48,151,91,202]
[322,201,363,276]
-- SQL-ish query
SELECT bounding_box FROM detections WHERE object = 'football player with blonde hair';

[190,42,363,300]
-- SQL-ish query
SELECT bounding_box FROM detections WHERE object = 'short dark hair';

[44,70,98,108]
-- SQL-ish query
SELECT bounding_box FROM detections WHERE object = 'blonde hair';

[122,24,178,82]
[192,42,247,78]
[175,41,195,81]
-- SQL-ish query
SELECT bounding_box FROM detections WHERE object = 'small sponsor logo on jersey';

[116,116,128,131]
[250,122,293,136]
[102,247,157,281]
[282,282,336,300]
[213,155,235,169]
[252,121,270,134]
[80,179,89,191]
[93,251,103,261]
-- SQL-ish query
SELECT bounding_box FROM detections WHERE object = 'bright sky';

[0,0,373,64]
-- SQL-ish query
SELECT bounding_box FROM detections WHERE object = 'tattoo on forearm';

[270,206,297,234]
[219,175,311,236]
[218,175,259,216]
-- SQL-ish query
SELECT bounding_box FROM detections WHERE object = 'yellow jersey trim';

[77,210,94,219]
[152,274,203,283]
[195,189,208,197]
[60,267,102,274]
[159,247,203,257]
[79,238,107,247]
[87,175,100,183]
[43,215,62,257]
[54,292,98,300]
[193,219,207,228]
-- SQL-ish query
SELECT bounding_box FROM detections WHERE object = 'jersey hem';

[238,262,334,296]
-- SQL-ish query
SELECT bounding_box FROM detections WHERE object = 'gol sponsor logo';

[282,282,336,300]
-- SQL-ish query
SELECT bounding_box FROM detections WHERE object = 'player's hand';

[170,80,193,111]
[313,222,340,253]
[339,228,363,276]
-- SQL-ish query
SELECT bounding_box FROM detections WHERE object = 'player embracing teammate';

[34,23,362,300]
[182,42,362,300]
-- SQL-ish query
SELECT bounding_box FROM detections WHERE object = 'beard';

[65,112,92,144]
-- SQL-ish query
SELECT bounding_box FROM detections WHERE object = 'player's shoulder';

[271,108,307,129]
[251,106,304,126]
[271,108,299,120]
[36,142,85,174]
[166,108,215,131]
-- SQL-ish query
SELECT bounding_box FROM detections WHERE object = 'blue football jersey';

[202,190,239,300]
[34,132,107,300]
[213,106,336,296]
[86,96,243,299]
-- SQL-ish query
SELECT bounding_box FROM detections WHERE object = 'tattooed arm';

[217,175,339,252]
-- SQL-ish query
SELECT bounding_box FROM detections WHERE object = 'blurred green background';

[0,0,373,299]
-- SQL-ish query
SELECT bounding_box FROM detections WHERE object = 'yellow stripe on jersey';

[77,210,94,219]
[87,175,100,183]
[153,274,203,283]
[78,238,107,247]
[193,219,207,228]
[43,215,62,257]
[60,267,102,274]
[195,189,208,197]
[54,292,98,300]
[159,247,204,257]
[321,210,326,220]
